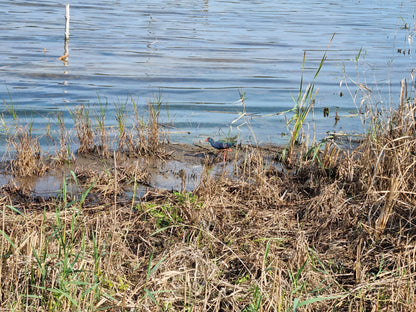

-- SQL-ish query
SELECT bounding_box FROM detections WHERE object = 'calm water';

[0,0,415,152]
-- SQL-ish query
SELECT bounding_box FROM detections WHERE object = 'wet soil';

[0,142,284,200]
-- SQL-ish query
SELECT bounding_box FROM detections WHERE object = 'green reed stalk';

[283,34,334,164]
[4,87,18,131]
[115,98,128,152]
[131,96,147,154]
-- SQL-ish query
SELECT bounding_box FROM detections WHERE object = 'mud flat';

[0,142,283,201]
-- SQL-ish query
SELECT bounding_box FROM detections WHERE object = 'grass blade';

[147,253,167,280]
[0,229,19,253]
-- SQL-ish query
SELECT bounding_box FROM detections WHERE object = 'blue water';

[0,0,415,152]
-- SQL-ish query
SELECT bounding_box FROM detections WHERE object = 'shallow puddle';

[0,143,263,200]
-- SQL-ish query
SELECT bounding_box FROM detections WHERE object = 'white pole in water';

[59,3,70,62]
[65,4,70,40]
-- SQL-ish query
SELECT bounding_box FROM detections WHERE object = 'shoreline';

[1,102,415,310]
[0,141,285,200]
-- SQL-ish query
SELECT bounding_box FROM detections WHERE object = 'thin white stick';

[65,4,70,40]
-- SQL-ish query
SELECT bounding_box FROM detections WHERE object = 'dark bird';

[205,136,237,163]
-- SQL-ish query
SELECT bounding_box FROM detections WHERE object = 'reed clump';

[360,78,416,237]
[54,112,74,165]
[71,97,167,160]
[73,104,95,154]
[9,127,48,177]
[125,95,168,158]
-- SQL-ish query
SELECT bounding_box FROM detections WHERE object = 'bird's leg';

[223,148,232,164]
[224,148,232,164]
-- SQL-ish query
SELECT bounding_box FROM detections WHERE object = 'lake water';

[1,0,415,152]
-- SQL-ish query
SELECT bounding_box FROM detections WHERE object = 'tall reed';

[73,104,94,154]
[282,34,334,165]
[146,92,164,154]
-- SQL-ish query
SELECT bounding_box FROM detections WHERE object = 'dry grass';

[54,112,74,165]
[72,97,167,159]
[73,104,95,154]
[125,96,168,158]
[1,84,416,311]
[9,128,48,177]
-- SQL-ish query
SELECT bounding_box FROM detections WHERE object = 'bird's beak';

[205,138,209,142]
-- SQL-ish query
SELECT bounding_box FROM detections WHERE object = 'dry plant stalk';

[54,113,73,164]
[96,103,110,158]
[10,129,47,176]
[146,101,162,155]
[321,141,341,170]
[73,104,94,153]
[375,176,399,236]
[126,120,147,156]
[118,99,167,157]
[127,99,147,155]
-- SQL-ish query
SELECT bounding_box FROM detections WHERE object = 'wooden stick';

[65,4,70,40]
[59,4,70,63]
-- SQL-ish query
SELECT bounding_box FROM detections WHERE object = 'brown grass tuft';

[73,104,95,154]
[9,128,47,177]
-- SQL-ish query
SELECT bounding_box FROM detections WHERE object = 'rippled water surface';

[1,0,415,150]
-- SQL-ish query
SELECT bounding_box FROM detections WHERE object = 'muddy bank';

[0,142,284,202]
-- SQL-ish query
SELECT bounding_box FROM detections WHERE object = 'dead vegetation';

[0,83,416,311]
[9,127,48,177]
[72,95,167,160]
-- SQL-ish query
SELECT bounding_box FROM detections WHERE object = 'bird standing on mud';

[205,136,237,163]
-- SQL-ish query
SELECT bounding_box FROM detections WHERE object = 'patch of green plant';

[21,175,108,310]
[115,97,128,151]
[142,251,171,311]
[95,95,109,157]
[304,140,325,166]
[173,191,201,209]
[236,274,250,284]
[287,249,349,311]
[146,202,184,228]
[242,285,262,312]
